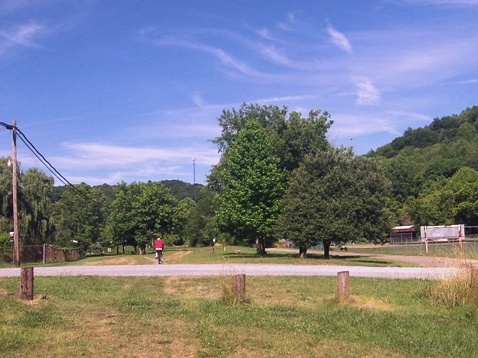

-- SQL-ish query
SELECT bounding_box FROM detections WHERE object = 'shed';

[390,225,418,244]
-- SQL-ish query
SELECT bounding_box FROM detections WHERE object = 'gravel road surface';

[0,264,460,280]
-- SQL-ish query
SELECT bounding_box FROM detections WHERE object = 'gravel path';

[0,263,460,280]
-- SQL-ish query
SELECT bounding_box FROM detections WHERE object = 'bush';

[0,232,11,247]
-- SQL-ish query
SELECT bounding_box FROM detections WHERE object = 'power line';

[0,122,97,203]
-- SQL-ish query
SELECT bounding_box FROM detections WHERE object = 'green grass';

[1,275,478,357]
[162,245,419,267]
[0,245,416,268]
[349,241,478,258]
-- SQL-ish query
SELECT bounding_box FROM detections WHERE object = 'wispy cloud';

[276,11,296,31]
[329,113,401,139]
[0,23,43,47]
[326,25,352,53]
[56,142,220,168]
[257,45,293,67]
[256,95,315,103]
[154,37,271,79]
[354,78,381,105]
[386,110,431,122]
[255,27,276,41]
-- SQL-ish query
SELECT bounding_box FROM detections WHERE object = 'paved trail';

[0,263,460,280]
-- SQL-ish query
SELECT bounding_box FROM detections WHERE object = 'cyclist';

[153,237,165,263]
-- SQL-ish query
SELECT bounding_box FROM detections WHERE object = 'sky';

[1,0,478,186]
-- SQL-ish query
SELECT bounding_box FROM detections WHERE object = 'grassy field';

[1,274,478,357]
[58,245,419,268]
[0,245,419,268]
[348,241,478,258]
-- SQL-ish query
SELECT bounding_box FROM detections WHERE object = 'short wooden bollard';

[20,267,34,300]
[233,274,246,299]
[336,271,350,301]
[470,268,478,290]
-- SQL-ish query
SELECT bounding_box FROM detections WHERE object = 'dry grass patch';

[165,249,193,263]
[79,255,152,266]
[11,298,201,358]
[164,276,221,300]
[343,295,396,311]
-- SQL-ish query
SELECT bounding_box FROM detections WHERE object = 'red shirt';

[154,239,164,250]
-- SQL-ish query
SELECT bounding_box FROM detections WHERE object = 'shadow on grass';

[222,251,369,260]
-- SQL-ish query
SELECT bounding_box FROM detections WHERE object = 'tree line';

[2,103,476,258]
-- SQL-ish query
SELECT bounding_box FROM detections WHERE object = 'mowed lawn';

[1,273,478,357]
[45,245,419,268]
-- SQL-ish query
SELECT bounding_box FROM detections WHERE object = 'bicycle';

[155,249,163,264]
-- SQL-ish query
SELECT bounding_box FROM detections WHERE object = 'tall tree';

[20,168,54,244]
[185,189,217,247]
[216,121,288,255]
[211,103,332,173]
[109,181,180,253]
[52,183,106,252]
[277,147,393,258]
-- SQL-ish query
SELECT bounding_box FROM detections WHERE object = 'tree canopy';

[277,148,393,258]
[216,120,288,255]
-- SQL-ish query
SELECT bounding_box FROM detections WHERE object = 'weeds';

[427,264,478,308]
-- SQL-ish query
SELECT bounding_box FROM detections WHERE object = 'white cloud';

[276,11,296,31]
[256,27,275,41]
[0,23,43,47]
[326,25,352,53]
[354,78,381,105]
[328,113,400,139]
[57,142,220,168]
[386,110,431,122]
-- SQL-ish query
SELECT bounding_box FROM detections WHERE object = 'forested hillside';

[52,180,203,203]
[369,105,478,226]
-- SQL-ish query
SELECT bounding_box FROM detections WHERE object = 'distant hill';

[52,180,204,203]
[160,180,204,201]
[369,105,478,201]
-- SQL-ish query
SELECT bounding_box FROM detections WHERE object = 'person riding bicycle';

[154,237,165,262]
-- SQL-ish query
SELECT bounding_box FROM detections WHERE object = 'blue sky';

[1,0,478,186]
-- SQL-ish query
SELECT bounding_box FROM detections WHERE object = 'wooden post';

[336,271,350,301]
[20,267,34,300]
[470,268,478,290]
[233,274,246,300]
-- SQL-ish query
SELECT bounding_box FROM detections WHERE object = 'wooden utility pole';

[12,119,20,267]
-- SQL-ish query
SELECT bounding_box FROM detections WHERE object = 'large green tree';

[52,183,107,252]
[209,103,332,189]
[277,147,393,258]
[20,168,54,244]
[216,121,288,255]
[109,181,182,253]
[185,189,217,247]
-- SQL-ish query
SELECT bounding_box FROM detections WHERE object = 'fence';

[0,244,81,264]
[348,238,478,257]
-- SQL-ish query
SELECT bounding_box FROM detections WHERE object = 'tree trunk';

[323,240,331,260]
[256,237,267,256]
[298,246,307,258]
